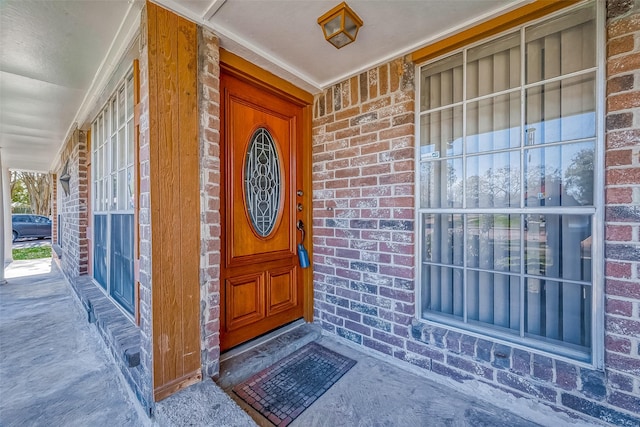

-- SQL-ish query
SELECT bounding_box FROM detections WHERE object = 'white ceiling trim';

[53,0,144,170]
[203,0,227,21]
[207,24,324,91]
[153,0,531,92]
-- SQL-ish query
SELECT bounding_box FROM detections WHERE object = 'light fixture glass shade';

[318,1,363,49]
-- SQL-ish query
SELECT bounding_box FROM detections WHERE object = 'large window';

[417,2,600,362]
[91,70,136,315]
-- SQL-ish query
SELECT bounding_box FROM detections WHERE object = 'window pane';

[420,159,463,208]
[118,169,126,210]
[525,279,591,349]
[422,213,463,266]
[525,141,594,207]
[422,265,464,318]
[109,214,135,314]
[467,214,521,272]
[467,270,520,331]
[467,32,520,99]
[96,147,102,180]
[98,115,104,148]
[93,214,108,289]
[526,3,595,84]
[127,76,134,119]
[127,119,134,165]
[118,85,126,125]
[127,166,135,210]
[111,99,117,134]
[102,179,108,211]
[420,53,463,111]
[94,181,100,211]
[111,136,117,173]
[467,92,521,153]
[111,174,117,210]
[92,122,97,152]
[118,126,126,169]
[526,73,595,145]
[466,151,521,208]
[525,214,592,281]
[420,106,463,158]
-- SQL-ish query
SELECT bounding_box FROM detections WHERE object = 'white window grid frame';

[90,67,136,319]
[92,69,135,215]
[413,0,605,368]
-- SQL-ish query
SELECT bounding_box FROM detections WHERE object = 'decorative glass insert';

[245,128,281,237]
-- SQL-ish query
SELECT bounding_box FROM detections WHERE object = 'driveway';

[12,238,51,249]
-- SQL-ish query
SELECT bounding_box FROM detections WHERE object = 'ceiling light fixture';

[317,1,363,49]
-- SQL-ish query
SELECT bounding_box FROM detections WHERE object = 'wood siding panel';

[146,1,201,401]
[176,16,201,374]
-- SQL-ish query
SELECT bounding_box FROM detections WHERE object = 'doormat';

[232,342,356,426]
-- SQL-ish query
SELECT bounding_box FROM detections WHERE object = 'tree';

[565,148,594,206]
[14,172,52,216]
[10,171,30,207]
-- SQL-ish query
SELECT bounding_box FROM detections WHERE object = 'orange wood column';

[146,1,202,401]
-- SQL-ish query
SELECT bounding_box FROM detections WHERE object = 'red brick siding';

[198,27,222,378]
[137,5,155,407]
[51,174,57,246]
[604,0,640,420]
[55,129,89,279]
[311,1,640,425]
[312,55,416,353]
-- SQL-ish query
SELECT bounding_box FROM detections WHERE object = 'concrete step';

[216,321,322,390]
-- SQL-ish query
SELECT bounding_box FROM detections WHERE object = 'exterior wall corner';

[197,25,222,379]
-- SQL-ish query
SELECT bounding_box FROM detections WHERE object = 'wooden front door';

[220,70,305,351]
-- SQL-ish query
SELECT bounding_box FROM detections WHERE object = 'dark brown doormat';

[232,341,356,426]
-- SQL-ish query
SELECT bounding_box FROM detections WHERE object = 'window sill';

[71,276,141,368]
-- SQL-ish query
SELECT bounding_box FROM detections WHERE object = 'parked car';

[12,214,52,242]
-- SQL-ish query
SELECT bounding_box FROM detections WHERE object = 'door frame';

[220,49,315,325]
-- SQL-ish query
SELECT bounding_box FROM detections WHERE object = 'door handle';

[296,220,305,243]
[296,220,309,269]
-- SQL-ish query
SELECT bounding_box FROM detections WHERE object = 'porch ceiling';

[0,0,525,173]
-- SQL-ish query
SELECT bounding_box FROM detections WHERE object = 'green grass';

[12,246,52,260]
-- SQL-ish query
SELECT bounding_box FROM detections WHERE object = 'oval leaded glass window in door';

[244,127,282,237]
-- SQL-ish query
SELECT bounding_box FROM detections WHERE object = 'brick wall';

[312,2,640,425]
[55,129,89,279]
[137,4,155,410]
[312,55,417,354]
[198,26,222,378]
[51,174,57,246]
[604,0,640,419]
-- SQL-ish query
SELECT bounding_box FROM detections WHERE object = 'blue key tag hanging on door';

[297,244,310,269]
[296,220,310,269]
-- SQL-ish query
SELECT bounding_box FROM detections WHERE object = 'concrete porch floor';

[1,260,602,426]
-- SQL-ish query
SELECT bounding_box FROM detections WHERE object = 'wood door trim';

[220,49,315,106]
[220,59,314,329]
[301,104,313,322]
[411,0,581,64]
